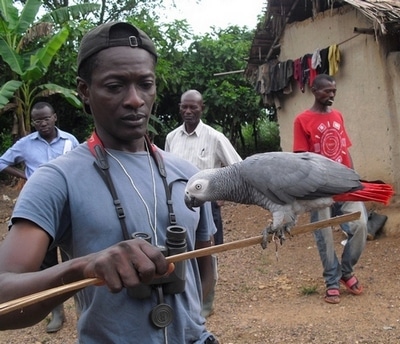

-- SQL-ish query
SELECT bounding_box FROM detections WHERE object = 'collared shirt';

[165,120,242,170]
[0,127,79,178]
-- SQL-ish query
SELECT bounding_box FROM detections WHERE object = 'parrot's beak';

[184,193,204,210]
[184,193,196,211]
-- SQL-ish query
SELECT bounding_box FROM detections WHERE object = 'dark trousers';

[211,202,223,245]
[201,202,223,317]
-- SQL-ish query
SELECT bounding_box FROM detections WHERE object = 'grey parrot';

[184,152,393,246]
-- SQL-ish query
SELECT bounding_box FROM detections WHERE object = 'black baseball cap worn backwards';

[77,21,157,71]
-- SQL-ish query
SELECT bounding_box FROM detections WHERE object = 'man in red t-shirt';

[293,74,368,304]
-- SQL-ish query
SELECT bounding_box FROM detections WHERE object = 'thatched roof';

[246,0,400,74]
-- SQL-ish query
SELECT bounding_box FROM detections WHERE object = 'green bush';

[0,130,12,155]
[0,130,13,183]
[239,119,281,157]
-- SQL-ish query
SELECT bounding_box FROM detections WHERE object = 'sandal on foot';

[324,288,340,304]
[340,276,363,295]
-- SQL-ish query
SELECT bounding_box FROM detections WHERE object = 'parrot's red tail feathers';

[333,181,395,205]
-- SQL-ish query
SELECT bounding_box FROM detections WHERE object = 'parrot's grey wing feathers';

[238,152,315,204]
[238,152,361,204]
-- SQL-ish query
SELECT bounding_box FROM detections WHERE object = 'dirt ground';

[1,181,400,344]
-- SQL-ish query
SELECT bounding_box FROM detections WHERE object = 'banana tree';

[0,0,96,138]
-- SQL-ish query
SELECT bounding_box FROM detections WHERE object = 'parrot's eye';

[195,183,202,190]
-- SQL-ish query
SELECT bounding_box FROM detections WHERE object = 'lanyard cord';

[106,142,159,245]
[145,136,178,226]
[87,132,189,343]
[91,144,130,240]
[87,132,177,240]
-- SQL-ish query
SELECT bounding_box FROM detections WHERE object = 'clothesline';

[214,32,363,77]
[337,32,362,46]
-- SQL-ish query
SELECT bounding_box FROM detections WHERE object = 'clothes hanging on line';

[251,44,340,106]
[328,44,341,75]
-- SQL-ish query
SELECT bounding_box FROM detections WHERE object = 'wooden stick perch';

[0,212,360,315]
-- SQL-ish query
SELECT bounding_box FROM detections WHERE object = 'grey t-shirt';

[12,143,216,343]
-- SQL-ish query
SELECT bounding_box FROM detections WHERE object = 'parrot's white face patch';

[184,177,212,209]
[187,179,210,199]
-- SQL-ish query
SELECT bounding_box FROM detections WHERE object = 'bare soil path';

[1,182,400,343]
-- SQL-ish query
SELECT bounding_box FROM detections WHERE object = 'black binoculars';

[127,225,187,299]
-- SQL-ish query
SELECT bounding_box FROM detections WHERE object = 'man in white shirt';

[165,89,242,316]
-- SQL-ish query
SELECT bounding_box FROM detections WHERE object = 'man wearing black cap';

[0,22,219,344]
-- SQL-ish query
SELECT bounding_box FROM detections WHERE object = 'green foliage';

[0,130,12,155]
[240,117,281,157]
[0,115,16,181]
[41,3,101,22]
[0,81,22,107]
[0,1,273,151]
[300,285,318,296]
[42,0,161,25]
[0,0,94,139]
[152,24,269,151]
